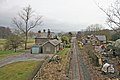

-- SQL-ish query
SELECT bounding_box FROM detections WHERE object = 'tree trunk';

[25,19,28,50]
[15,48,16,52]
[25,32,28,50]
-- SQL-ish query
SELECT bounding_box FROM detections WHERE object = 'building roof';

[42,39,61,46]
[49,39,61,46]
[95,35,106,41]
[36,32,55,38]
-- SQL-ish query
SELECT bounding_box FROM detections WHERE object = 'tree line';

[0,26,12,39]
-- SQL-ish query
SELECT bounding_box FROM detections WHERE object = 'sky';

[0,0,114,32]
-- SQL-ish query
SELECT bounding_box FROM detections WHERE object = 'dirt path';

[69,38,91,80]
[0,53,53,67]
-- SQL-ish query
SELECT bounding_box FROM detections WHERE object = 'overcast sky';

[0,0,113,32]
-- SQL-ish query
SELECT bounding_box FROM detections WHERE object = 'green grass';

[0,38,35,49]
[0,61,42,80]
[27,38,35,43]
[0,50,29,60]
[0,38,34,44]
[57,48,70,57]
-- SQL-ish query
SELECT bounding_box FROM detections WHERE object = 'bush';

[61,35,69,44]
[89,51,99,66]
[111,32,120,41]
[4,35,24,52]
[65,44,71,48]
[114,47,120,57]
[78,41,80,44]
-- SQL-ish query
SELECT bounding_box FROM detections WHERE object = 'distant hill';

[0,19,86,33]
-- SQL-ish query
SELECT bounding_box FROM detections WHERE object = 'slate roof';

[95,35,106,41]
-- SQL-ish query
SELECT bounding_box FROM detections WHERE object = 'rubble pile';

[39,53,69,80]
[40,62,67,80]
[80,45,107,80]
[80,45,120,80]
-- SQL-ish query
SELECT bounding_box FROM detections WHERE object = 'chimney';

[37,30,41,37]
[38,30,41,33]
[47,29,51,38]
[43,29,46,32]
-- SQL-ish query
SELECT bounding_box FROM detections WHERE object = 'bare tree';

[13,5,42,49]
[96,0,120,32]
[85,24,104,35]
[86,24,103,32]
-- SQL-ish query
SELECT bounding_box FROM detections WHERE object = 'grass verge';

[57,48,70,57]
[0,61,42,80]
[57,48,70,77]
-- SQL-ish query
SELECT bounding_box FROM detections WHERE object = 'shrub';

[89,51,99,66]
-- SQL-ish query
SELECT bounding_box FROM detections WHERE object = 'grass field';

[0,39,6,45]
[0,38,34,59]
[27,38,35,48]
[27,38,35,43]
[0,38,34,44]
[0,61,42,80]
[0,50,29,60]
[0,38,35,49]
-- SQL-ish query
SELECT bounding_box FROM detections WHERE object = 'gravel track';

[76,46,91,80]
[69,38,91,80]
[0,53,53,67]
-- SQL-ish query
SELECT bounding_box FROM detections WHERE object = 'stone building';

[31,29,62,54]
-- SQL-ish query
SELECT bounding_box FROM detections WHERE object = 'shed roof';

[42,39,61,46]
[95,35,106,41]
[49,39,61,46]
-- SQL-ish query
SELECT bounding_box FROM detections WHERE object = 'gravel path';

[0,53,53,67]
[71,40,81,80]
[69,38,83,80]
[76,44,91,80]
[69,38,91,80]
